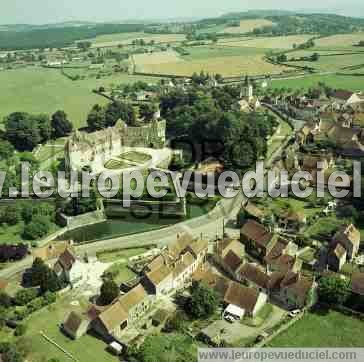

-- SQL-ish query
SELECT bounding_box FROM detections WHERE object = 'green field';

[0,67,156,129]
[268,310,364,347]
[270,74,364,92]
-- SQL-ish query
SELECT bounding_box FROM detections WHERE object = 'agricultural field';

[0,67,157,129]
[220,35,315,50]
[92,32,186,48]
[286,51,364,72]
[314,32,364,49]
[268,309,364,347]
[133,45,290,76]
[221,19,275,34]
[270,74,364,92]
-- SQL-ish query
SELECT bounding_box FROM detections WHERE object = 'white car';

[289,309,301,318]
[224,314,236,323]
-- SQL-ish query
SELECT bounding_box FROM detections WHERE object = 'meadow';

[0,67,156,129]
[268,309,364,347]
[221,19,275,34]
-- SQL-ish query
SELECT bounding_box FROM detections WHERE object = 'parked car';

[289,309,301,318]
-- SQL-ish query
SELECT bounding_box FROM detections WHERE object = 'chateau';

[65,116,166,173]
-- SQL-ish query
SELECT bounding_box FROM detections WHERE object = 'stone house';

[92,283,152,340]
[268,272,316,310]
[240,220,276,261]
[143,264,174,296]
[237,263,270,292]
[53,248,83,285]
[331,224,360,261]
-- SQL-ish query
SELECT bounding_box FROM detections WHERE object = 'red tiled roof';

[240,220,273,248]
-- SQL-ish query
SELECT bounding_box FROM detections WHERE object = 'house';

[143,264,173,296]
[241,201,265,222]
[278,210,306,232]
[93,283,151,340]
[143,234,208,295]
[269,272,316,309]
[328,244,347,272]
[53,248,83,285]
[224,281,267,318]
[331,224,360,261]
[237,263,270,292]
[221,250,244,279]
[192,269,230,299]
[62,311,90,340]
[331,90,364,107]
[240,220,276,261]
[351,272,364,296]
[264,238,300,274]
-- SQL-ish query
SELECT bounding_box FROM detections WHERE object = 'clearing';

[315,33,364,49]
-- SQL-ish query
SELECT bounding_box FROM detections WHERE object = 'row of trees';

[3,110,73,151]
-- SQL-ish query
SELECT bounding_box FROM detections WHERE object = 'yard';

[96,247,150,263]
[1,294,118,362]
[267,309,364,347]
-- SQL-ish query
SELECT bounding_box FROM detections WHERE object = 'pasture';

[0,67,156,129]
[221,19,275,34]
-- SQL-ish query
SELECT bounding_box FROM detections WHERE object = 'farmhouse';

[62,311,90,340]
[53,248,83,285]
[328,244,347,272]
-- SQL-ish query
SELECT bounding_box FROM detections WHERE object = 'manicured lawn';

[268,309,364,347]
[119,151,152,164]
[103,262,137,285]
[271,74,364,92]
[0,67,156,129]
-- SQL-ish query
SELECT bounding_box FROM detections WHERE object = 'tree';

[185,282,218,319]
[99,279,119,305]
[318,275,351,305]
[39,269,62,294]
[77,41,92,51]
[0,140,15,160]
[22,216,51,240]
[0,205,21,226]
[4,112,41,151]
[28,258,49,287]
[87,104,106,131]
[0,292,12,308]
[139,103,158,122]
[51,111,73,138]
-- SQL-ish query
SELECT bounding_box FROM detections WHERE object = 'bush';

[22,216,51,240]
[26,297,43,313]
[0,244,28,263]
[0,292,12,308]
[14,324,27,337]
[14,289,38,306]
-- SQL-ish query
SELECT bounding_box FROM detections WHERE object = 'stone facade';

[65,117,166,172]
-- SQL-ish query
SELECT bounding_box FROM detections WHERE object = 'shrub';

[0,244,28,263]
[14,324,27,337]
[22,215,51,240]
[0,292,12,308]
[14,289,38,306]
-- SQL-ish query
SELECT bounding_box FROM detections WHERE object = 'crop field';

[314,33,364,49]
[270,74,364,92]
[0,67,157,129]
[134,45,290,76]
[220,35,315,49]
[221,19,275,34]
[92,32,186,47]
[286,52,364,72]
